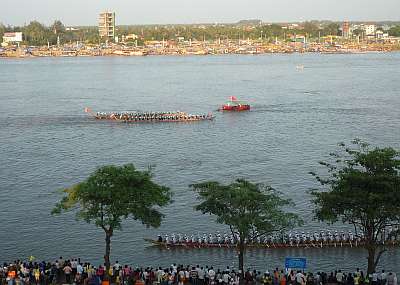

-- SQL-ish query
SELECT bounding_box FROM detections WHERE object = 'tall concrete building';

[342,21,350,38]
[99,12,115,40]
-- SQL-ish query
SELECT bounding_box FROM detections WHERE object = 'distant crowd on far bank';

[1,257,398,285]
[1,41,400,58]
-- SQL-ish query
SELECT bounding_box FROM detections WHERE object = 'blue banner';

[285,257,307,269]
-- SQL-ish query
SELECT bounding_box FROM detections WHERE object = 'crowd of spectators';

[0,258,397,285]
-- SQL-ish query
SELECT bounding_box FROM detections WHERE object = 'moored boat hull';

[218,96,251,111]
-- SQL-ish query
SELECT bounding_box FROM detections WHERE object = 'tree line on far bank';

[52,139,400,282]
[0,20,100,46]
[2,20,400,46]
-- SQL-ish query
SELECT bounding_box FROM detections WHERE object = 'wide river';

[0,53,399,273]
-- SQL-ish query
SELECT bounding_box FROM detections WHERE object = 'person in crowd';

[386,273,396,285]
[63,262,73,284]
[347,273,355,285]
[190,266,199,285]
[372,272,379,285]
[209,267,216,285]
[279,270,287,285]
[262,272,273,285]
[379,270,387,285]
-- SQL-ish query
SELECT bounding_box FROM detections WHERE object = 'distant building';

[2,32,23,46]
[364,24,376,36]
[99,11,115,40]
[123,34,138,42]
[66,27,79,31]
[290,34,306,43]
[342,21,350,38]
[376,30,389,39]
[288,24,300,30]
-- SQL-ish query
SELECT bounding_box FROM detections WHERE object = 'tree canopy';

[310,139,400,274]
[191,179,301,281]
[52,164,172,278]
[51,20,65,35]
[388,26,400,37]
[23,21,55,46]
[0,24,5,39]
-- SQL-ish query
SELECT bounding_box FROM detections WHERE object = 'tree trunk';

[238,239,245,285]
[367,246,376,275]
[104,229,113,280]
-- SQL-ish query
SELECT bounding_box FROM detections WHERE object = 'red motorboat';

[219,96,250,111]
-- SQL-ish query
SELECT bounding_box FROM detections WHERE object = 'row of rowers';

[157,229,399,244]
[95,111,209,120]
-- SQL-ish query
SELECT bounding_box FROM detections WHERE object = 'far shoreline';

[1,50,399,60]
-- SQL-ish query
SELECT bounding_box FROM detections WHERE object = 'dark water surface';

[0,54,399,273]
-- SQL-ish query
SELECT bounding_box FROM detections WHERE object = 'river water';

[0,53,399,273]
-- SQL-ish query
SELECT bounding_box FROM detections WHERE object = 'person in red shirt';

[96,266,105,281]
[280,270,287,285]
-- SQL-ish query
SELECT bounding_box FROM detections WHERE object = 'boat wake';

[0,115,95,129]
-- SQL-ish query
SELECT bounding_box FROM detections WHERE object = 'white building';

[2,32,23,45]
[123,34,138,41]
[375,30,389,39]
[364,24,376,36]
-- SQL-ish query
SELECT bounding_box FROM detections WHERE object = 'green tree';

[51,20,65,44]
[191,179,301,282]
[322,23,340,36]
[310,139,400,274]
[86,31,101,44]
[352,28,364,37]
[303,21,320,38]
[0,23,5,39]
[51,20,65,35]
[388,26,400,37]
[52,164,172,279]
[23,21,53,45]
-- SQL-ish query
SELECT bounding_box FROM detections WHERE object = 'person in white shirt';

[209,267,216,284]
[336,270,344,284]
[223,271,230,285]
[71,259,78,277]
[380,270,387,285]
[178,269,185,285]
[185,269,190,283]
[77,263,84,275]
[296,271,305,285]
[143,270,149,283]
[198,267,205,285]
[156,267,164,283]
[372,271,378,285]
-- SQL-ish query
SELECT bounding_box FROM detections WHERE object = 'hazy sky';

[1,0,400,26]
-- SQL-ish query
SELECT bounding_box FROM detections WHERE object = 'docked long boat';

[84,108,214,123]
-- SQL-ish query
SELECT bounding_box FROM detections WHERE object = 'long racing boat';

[84,107,214,123]
[144,238,399,250]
